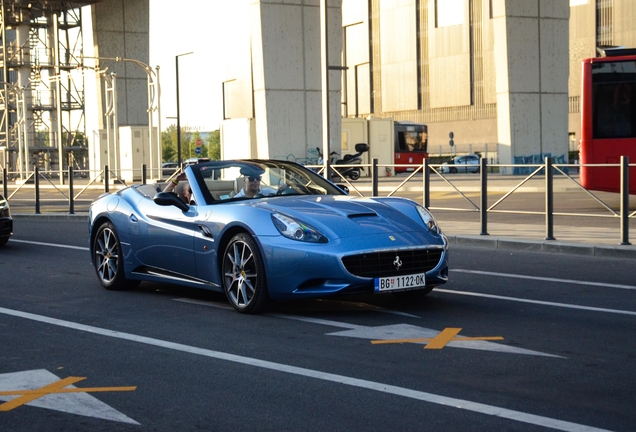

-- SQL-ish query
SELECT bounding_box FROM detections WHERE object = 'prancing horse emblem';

[393,255,402,271]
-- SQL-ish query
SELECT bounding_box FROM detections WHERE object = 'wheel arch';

[216,225,253,270]
[89,216,113,257]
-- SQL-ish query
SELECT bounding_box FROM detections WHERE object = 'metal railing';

[3,158,634,245]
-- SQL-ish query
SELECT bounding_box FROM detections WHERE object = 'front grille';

[342,249,443,278]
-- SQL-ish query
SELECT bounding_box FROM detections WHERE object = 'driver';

[234,174,277,198]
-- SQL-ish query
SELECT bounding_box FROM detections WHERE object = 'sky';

[149,1,228,132]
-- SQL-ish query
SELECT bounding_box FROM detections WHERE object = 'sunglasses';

[248,176,261,182]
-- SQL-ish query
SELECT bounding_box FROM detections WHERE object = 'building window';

[596,0,613,47]
[435,0,465,27]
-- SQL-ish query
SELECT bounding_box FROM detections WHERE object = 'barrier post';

[423,159,430,209]
[104,165,109,193]
[34,166,40,214]
[142,164,147,185]
[545,157,555,240]
[68,166,74,214]
[480,157,488,235]
[372,158,378,197]
[2,167,7,198]
[620,156,631,245]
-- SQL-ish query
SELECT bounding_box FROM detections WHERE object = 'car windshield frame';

[187,159,347,205]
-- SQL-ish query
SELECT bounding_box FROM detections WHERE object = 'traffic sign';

[194,147,202,154]
[196,138,202,147]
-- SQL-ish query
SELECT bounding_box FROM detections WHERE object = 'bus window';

[592,62,635,139]
[394,122,428,172]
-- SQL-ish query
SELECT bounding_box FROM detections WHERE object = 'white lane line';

[10,239,89,251]
[0,306,613,432]
[435,289,636,317]
[452,269,636,291]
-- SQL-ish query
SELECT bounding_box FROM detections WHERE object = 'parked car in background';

[440,154,481,174]
[162,162,178,177]
[0,193,13,246]
[89,159,449,314]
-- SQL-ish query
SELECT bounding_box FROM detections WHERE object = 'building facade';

[221,0,636,167]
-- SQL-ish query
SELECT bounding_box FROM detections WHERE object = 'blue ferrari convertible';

[89,159,449,313]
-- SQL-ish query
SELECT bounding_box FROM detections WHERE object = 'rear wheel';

[0,236,8,246]
[92,222,138,290]
[450,167,458,174]
[348,170,360,180]
[222,233,271,313]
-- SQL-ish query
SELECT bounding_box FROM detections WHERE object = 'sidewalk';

[12,212,636,260]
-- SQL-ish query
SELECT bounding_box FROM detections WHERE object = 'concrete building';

[221,0,636,168]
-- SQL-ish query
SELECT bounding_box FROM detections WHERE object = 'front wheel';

[348,170,360,180]
[92,222,138,290]
[222,233,272,313]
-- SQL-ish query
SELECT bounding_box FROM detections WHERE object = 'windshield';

[188,159,347,204]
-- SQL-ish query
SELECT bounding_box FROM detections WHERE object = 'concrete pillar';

[492,0,569,169]
[249,0,342,160]
[86,0,150,129]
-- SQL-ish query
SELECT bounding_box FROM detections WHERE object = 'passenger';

[163,172,195,204]
[234,174,276,198]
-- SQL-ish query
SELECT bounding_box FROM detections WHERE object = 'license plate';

[374,273,426,292]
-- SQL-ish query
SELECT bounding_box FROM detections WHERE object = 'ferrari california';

[89,159,449,313]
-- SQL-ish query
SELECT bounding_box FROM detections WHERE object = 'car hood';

[254,195,438,241]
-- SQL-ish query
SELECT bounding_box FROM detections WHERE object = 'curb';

[446,235,636,260]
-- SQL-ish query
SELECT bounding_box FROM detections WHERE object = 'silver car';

[440,154,480,174]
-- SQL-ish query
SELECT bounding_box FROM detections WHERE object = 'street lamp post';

[176,52,194,166]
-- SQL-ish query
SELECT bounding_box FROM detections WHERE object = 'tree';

[161,124,177,162]
[207,130,221,160]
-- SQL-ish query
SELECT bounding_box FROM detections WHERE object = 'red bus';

[580,49,636,193]
[394,121,428,172]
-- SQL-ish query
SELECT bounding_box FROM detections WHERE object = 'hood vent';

[348,212,378,219]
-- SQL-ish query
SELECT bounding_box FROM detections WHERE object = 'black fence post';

[372,158,378,197]
[68,166,74,215]
[620,156,631,245]
[142,164,147,185]
[545,157,555,240]
[423,159,430,209]
[104,165,109,193]
[34,166,40,214]
[480,157,488,235]
[2,167,7,198]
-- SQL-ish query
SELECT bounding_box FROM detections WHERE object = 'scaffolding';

[0,0,100,182]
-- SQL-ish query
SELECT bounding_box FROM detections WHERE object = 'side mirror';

[154,191,190,212]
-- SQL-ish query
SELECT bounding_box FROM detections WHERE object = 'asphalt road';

[1,220,635,431]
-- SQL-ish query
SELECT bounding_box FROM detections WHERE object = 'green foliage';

[207,130,221,160]
[162,126,221,162]
[162,125,177,162]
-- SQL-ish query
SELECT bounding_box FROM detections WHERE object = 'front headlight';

[0,198,8,212]
[416,205,439,234]
[271,213,328,243]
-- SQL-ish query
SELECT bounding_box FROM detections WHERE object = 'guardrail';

[2,158,634,245]
[309,157,633,245]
